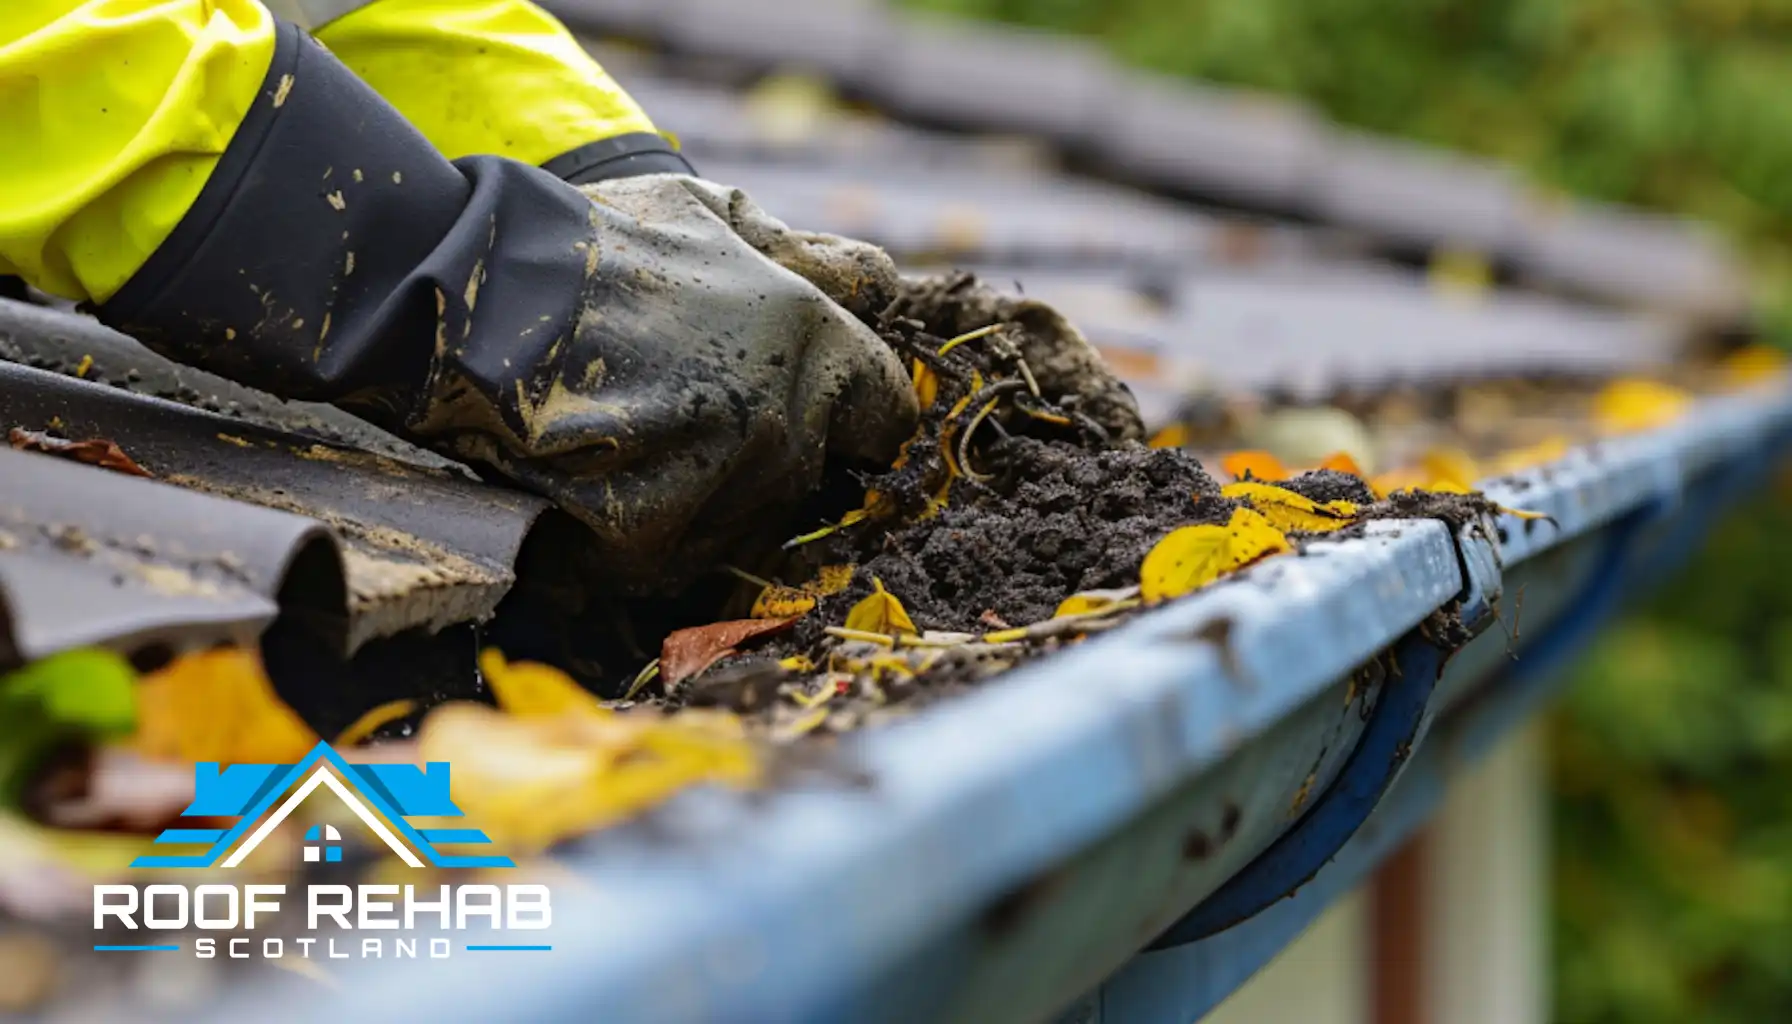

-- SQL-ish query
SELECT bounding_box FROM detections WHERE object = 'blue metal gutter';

[212,378,1792,1024]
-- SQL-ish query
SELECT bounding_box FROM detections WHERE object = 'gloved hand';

[429,174,919,590]
[93,28,917,595]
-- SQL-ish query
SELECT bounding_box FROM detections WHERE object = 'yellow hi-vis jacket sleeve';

[0,1,277,304]
[0,0,673,304]
[312,0,661,167]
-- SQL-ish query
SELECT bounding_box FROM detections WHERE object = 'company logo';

[132,740,511,870]
[94,742,551,960]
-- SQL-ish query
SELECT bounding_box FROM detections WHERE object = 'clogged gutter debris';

[0,274,1782,1012]
[635,274,1551,739]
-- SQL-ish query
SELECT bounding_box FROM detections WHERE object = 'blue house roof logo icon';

[133,741,513,870]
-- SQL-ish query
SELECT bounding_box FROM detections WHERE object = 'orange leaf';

[8,428,152,478]
[1420,447,1480,490]
[1219,450,1289,482]
[1148,424,1190,449]
[133,648,317,764]
[1317,451,1365,477]
[661,618,799,688]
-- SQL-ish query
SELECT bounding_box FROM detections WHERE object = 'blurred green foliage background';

[900,1,1792,1019]
[907,0,1792,336]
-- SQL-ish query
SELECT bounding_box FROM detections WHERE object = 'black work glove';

[98,25,916,593]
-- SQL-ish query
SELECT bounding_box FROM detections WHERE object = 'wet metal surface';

[0,359,552,650]
[0,446,339,669]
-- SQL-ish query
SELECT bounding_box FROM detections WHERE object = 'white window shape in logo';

[303,824,343,863]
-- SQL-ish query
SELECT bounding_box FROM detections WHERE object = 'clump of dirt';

[889,272,1147,444]
[1280,469,1376,506]
[791,437,1233,641]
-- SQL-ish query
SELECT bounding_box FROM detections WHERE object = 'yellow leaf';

[1593,378,1691,434]
[1428,247,1492,298]
[778,655,816,673]
[1719,344,1786,389]
[1317,451,1366,477]
[921,479,952,520]
[1221,481,1359,533]
[134,648,317,764]
[335,700,418,747]
[750,563,856,619]
[1488,436,1570,475]
[416,703,760,854]
[1053,587,1139,618]
[1148,423,1190,449]
[843,577,918,636]
[1219,450,1290,482]
[912,359,938,407]
[751,586,817,619]
[480,649,607,719]
[811,564,855,595]
[1422,479,1474,495]
[783,507,872,549]
[1420,447,1480,490]
[1140,508,1291,603]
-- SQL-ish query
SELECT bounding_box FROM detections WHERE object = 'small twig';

[937,323,1004,357]
[981,600,1141,644]
[622,658,661,701]
[1014,356,1042,398]
[958,396,1004,482]
[723,564,775,589]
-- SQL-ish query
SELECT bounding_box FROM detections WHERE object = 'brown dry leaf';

[843,577,918,636]
[1317,451,1366,477]
[662,618,799,688]
[481,649,606,718]
[417,703,760,854]
[1593,378,1691,434]
[1719,345,1786,389]
[1219,450,1290,482]
[335,699,418,747]
[1221,481,1358,533]
[1420,447,1480,490]
[8,428,152,478]
[134,648,317,764]
[1140,507,1291,603]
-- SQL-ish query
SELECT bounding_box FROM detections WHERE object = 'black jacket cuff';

[541,132,696,185]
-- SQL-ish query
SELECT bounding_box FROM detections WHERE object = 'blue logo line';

[465,945,553,952]
[95,945,180,952]
[134,742,513,870]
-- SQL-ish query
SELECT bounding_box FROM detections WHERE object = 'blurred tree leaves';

[1551,496,1792,1023]
[908,0,1792,337]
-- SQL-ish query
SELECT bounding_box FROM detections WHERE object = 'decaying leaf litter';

[634,274,1535,740]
